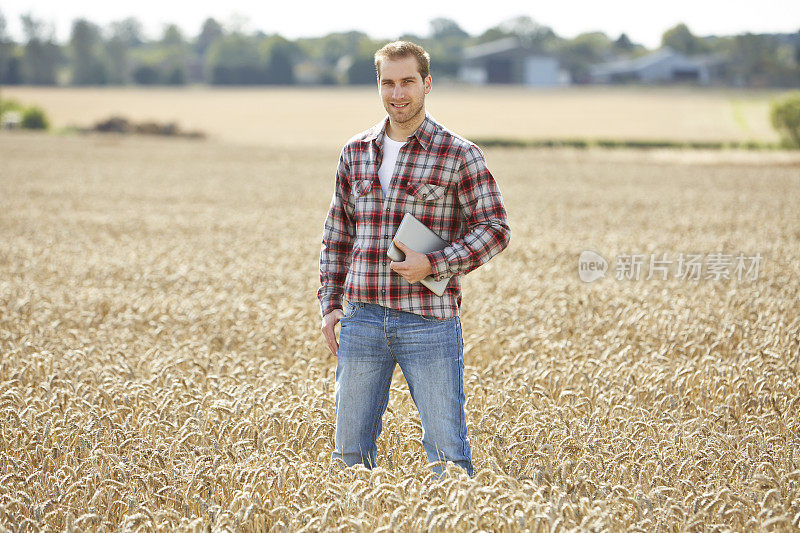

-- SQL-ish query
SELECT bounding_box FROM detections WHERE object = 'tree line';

[0,12,798,87]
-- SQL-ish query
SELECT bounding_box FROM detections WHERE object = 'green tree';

[556,32,613,82]
[294,31,369,84]
[0,9,8,73]
[69,18,108,85]
[132,65,159,84]
[159,24,189,84]
[661,23,709,55]
[474,27,510,45]
[205,33,262,84]
[614,33,633,52]
[0,46,22,84]
[105,18,144,84]
[499,16,555,50]
[794,32,800,66]
[161,24,183,47]
[299,31,368,67]
[729,33,779,86]
[347,38,387,84]
[430,18,469,40]
[20,14,62,84]
[346,55,377,84]
[770,91,800,148]
[195,18,223,56]
[0,9,21,84]
[426,18,470,77]
[613,33,643,56]
[258,35,299,84]
[21,106,48,129]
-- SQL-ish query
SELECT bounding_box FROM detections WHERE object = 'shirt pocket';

[352,179,377,221]
[407,181,448,202]
[353,179,374,197]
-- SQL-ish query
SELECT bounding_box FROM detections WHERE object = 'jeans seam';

[456,319,470,474]
[367,305,392,465]
[459,360,467,466]
[370,382,391,465]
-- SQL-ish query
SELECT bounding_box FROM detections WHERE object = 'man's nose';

[392,85,404,99]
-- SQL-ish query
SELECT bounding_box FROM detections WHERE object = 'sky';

[1,0,799,49]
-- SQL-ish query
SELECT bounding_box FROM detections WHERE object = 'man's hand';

[321,309,345,357]
[390,240,433,284]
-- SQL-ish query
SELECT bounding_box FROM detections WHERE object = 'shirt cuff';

[320,294,343,318]
[426,250,451,282]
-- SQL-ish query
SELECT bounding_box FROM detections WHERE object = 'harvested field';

[0,86,784,148]
[1,130,799,531]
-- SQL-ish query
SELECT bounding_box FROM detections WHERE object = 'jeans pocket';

[343,300,361,319]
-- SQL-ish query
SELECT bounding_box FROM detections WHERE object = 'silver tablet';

[387,213,451,296]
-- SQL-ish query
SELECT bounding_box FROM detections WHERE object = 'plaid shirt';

[318,113,510,319]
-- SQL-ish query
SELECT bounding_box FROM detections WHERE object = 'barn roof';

[590,47,703,76]
[463,37,531,60]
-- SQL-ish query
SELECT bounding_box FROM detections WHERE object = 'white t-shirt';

[378,136,406,197]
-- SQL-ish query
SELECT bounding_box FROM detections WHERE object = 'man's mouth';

[391,103,409,108]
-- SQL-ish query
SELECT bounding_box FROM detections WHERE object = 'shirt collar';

[365,113,436,151]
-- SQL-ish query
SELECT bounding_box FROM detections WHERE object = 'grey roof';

[463,37,526,60]
[590,47,704,75]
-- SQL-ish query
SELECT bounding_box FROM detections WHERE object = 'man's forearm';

[426,217,510,282]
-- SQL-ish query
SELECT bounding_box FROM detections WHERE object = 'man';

[318,41,510,477]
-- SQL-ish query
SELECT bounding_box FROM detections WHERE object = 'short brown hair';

[374,41,430,80]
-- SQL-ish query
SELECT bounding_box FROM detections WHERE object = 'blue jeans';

[332,300,473,477]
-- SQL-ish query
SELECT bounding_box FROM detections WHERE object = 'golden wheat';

[0,130,798,531]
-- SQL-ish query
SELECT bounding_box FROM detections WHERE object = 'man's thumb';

[395,240,408,251]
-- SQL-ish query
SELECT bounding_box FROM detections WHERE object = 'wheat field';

[1,127,799,531]
[0,86,784,148]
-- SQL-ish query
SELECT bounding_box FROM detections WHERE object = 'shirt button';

[384,234,389,239]
[381,290,386,295]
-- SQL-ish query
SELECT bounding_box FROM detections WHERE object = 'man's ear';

[424,75,432,95]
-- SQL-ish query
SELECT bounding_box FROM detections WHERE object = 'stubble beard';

[387,96,425,127]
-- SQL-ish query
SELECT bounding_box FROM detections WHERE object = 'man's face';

[378,56,432,127]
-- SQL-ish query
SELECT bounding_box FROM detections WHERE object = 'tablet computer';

[387,213,451,296]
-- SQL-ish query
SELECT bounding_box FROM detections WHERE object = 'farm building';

[590,47,724,84]
[459,37,569,86]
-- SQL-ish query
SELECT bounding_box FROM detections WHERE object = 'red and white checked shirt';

[318,113,510,319]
